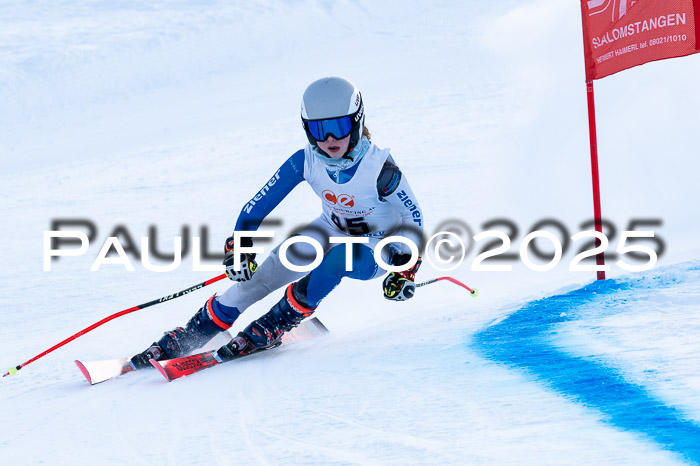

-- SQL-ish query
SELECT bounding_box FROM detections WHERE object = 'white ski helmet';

[301,77,365,153]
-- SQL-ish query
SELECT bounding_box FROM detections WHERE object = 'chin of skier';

[130,76,424,369]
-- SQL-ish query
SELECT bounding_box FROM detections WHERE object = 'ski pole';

[4,274,227,377]
[416,276,479,297]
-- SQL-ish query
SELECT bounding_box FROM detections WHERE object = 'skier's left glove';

[383,255,422,301]
[223,236,257,282]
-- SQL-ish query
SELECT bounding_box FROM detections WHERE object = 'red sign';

[581,0,700,80]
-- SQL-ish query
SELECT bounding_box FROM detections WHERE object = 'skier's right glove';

[383,255,422,301]
[223,236,257,282]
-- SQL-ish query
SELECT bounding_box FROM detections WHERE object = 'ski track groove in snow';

[267,381,463,463]
[253,426,380,465]
[208,431,234,466]
[237,375,274,466]
[111,414,157,466]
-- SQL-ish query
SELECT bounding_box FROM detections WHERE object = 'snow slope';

[1,1,699,464]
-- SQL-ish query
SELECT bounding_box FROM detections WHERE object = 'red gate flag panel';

[581,0,700,80]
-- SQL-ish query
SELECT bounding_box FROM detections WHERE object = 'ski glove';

[223,236,258,282]
[383,255,422,301]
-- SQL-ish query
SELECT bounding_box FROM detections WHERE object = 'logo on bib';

[322,190,355,208]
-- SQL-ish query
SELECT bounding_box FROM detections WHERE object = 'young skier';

[130,77,424,368]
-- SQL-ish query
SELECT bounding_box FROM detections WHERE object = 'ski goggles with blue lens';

[305,115,354,142]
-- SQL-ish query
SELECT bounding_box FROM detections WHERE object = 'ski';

[150,317,329,382]
[74,328,238,385]
[150,343,256,381]
[74,358,134,385]
[75,317,328,385]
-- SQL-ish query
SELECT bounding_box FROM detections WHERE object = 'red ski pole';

[4,274,227,377]
[416,276,479,297]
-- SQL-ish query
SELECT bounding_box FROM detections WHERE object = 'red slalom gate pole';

[4,274,227,377]
[417,276,479,297]
[585,80,606,280]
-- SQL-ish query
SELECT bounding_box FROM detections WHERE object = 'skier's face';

[317,134,350,158]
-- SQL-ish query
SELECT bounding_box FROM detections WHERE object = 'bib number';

[331,213,370,236]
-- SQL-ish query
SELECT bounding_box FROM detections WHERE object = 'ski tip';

[74,360,94,385]
[149,359,171,382]
[309,317,330,333]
